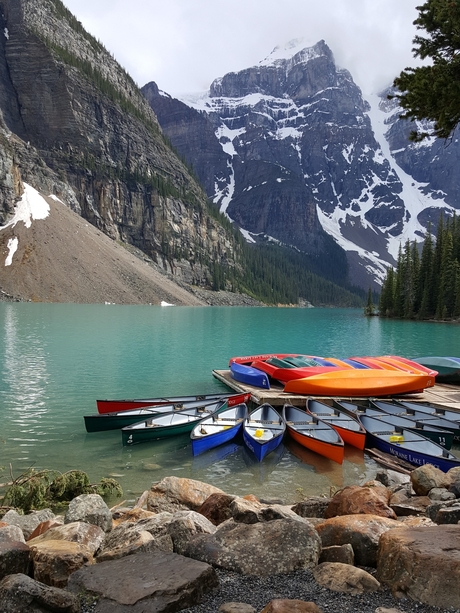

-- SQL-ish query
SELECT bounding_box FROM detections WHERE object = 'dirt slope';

[0,196,206,305]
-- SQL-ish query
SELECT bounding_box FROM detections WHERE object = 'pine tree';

[392,0,460,140]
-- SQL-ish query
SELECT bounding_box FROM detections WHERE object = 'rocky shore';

[1,464,460,613]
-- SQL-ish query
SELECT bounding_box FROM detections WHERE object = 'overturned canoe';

[283,369,433,397]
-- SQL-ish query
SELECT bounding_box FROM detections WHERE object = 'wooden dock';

[212,369,460,411]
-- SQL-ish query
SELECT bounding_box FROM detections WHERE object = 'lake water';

[1,304,459,506]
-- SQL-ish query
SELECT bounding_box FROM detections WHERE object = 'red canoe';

[96,391,251,414]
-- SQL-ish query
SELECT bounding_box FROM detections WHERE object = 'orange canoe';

[283,369,434,397]
[282,404,344,464]
[306,398,366,450]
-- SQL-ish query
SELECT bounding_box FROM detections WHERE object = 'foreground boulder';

[315,514,399,567]
[0,573,80,613]
[377,524,460,609]
[28,540,94,588]
[147,476,225,513]
[67,551,218,612]
[182,517,321,575]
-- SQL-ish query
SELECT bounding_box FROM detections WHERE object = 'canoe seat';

[249,420,281,425]
[146,422,159,427]
[372,430,395,435]
[287,421,315,426]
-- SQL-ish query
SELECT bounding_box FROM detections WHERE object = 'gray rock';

[67,551,218,611]
[182,517,321,576]
[435,504,460,524]
[97,513,174,561]
[0,541,31,581]
[2,509,55,540]
[291,497,331,519]
[0,524,26,544]
[167,510,216,555]
[64,494,112,532]
[374,469,410,489]
[428,487,456,501]
[0,573,79,613]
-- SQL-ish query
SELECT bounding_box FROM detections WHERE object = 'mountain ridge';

[143,38,460,290]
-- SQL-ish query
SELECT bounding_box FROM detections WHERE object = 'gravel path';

[76,569,458,613]
[180,568,460,613]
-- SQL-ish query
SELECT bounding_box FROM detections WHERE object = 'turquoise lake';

[1,303,459,506]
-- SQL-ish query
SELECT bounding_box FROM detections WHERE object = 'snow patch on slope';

[365,93,453,259]
[0,183,51,266]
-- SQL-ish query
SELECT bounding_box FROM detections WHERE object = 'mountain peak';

[259,39,331,67]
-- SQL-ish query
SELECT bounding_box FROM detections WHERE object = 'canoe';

[283,369,433,396]
[348,356,397,370]
[379,356,438,378]
[243,403,286,461]
[121,400,229,446]
[85,398,231,433]
[393,399,460,440]
[370,399,460,441]
[306,398,366,450]
[283,404,344,464]
[251,358,338,384]
[411,356,460,384]
[230,362,270,389]
[229,353,297,366]
[318,357,354,369]
[358,414,460,473]
[190,403,248,456]
[96,391,250,414]
[338,400,454,450]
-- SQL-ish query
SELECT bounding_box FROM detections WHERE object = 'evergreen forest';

[379,214,460,320]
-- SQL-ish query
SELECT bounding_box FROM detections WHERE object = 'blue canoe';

[370,399,460,441]
[359,414,460,473]
[190,403,248,456]
[243,403,286,461]
[230,361,270,389]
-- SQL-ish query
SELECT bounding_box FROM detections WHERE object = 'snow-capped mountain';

[142,39,459,290]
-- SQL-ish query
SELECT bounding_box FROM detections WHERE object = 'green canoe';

[121,400,229,446]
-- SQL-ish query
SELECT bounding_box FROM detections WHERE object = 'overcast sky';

[63,0,422,97]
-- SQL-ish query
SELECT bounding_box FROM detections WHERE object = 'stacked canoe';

[229,353,439,396]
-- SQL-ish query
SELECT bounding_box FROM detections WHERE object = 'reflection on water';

[1,304,459,504]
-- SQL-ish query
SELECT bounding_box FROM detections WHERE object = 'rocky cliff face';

[144,39,460,289]
[0,0,238,290]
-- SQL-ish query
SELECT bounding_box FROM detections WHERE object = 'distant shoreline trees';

[379,214,460,320]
